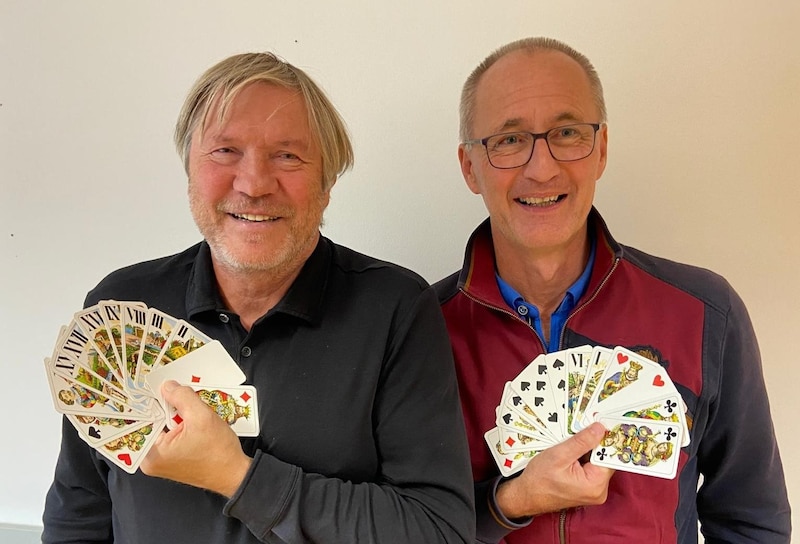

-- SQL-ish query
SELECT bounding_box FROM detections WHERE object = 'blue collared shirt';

[496,240,595,353]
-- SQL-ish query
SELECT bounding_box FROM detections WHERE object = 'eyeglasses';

[463,123,602,169]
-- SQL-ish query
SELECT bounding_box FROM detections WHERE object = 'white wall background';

[2,0,798,535]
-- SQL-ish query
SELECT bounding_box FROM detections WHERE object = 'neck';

[212,263,302,331]
[494,229,590,323]
[210,235,319,331]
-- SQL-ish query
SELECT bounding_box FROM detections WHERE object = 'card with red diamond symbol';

[45,300,256,473]
[485,345,690,480]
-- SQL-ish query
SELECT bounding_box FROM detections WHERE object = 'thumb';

[161,380,202,415]
[557,422,607,460]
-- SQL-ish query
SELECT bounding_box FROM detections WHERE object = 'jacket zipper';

[557,257,620,544]
[461,256,621,544]
[558,257,620,348]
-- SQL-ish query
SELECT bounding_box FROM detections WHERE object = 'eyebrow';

[201,133,311,149]
[495,112,583,133]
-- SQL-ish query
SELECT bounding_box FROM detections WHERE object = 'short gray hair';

[175,52,353,191]
[459,37,606,141]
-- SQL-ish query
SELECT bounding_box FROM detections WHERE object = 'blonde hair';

[175,52,353,191]
[459,37,606,141]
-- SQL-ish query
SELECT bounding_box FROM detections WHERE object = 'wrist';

[496,477,530,519]
[215,453,253,498]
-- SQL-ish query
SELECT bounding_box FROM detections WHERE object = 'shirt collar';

[185,236,329,325]
[496,234,596,317]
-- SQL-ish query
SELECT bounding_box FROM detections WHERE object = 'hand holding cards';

[486,345,690,480]
[45,300,259,474]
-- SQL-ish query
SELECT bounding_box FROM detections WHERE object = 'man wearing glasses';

[435,37,790,543]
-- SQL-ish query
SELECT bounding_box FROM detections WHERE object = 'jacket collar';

[458,207,622,308]
[185,236,330,325]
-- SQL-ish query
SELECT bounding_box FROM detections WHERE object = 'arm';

[41,417,114,544]
[494,422,612,518]
[697,288,791,543]
[143,287,475,544]
[471,423,613,542]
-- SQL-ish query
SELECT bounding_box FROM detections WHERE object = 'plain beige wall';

[1,0,797,536]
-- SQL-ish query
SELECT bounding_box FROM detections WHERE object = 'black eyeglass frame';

[463,123,602,169]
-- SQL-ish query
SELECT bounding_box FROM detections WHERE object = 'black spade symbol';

[88,427,101,439]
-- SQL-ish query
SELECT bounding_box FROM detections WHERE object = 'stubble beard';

[188,187,327,277]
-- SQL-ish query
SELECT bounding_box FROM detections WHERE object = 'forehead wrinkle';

[494,110,585,135]
[199,91,314,151]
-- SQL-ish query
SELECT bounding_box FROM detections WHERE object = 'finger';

[160,380,207,420]
[552,422,607,462]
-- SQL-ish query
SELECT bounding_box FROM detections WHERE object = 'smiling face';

[459,49,608,261]
[188,82,328,277]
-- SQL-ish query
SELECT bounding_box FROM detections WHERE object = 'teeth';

[232,213,277,222]
[518,195,560,206]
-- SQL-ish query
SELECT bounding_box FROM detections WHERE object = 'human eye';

[549,125,590,145]
[273,151,306,169]
[552,126,578,139]
[207,147,239,164]
[489,132,529,151]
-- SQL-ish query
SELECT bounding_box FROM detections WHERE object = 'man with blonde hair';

[436,37,790,542]
[43,52,474,544]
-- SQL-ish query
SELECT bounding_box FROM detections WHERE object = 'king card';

[591,415,683,479]
[580,346,678,428]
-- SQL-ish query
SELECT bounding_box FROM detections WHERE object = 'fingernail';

[163,380,178,392]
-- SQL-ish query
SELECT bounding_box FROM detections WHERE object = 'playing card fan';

[45,300,258,474]
[486,345,690,479]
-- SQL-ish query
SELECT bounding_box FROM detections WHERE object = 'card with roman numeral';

[485,345,690,479]
[45,300,257,474]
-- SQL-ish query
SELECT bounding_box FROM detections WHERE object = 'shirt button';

[218,313,230,323]
[240,346,252,358]
[517,305,529,316]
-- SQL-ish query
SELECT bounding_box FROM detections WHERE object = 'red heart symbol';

[118,453,132,466]
[191,375,201,383]
[653,375,665,387]
[616,353,628,364]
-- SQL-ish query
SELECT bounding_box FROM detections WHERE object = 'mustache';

[216,196,293,216]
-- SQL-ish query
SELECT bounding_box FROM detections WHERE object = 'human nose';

[232,152,278,197]
[521,135,560,182]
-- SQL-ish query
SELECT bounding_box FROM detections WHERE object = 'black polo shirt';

[43,236,474,544]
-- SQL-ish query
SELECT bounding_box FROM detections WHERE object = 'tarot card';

[484,427,539,477]
[151,319,213,371]
[97,301,131,378]
[120,302,149,393]
[509,354,561,440]
[145,340,245,392]
[55,319,125,391]
[46,362,140,418]
[565,345,594,435]
[68,412,154,447]
[72,304,126,384]
[571,346,613,433]
[548,346,592,437]
[167,384,259,437]
[590,415,683,479]
[95,416,166,474]
[580,347,678,428]
[133,307,181,389]
[48,348,129,406]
